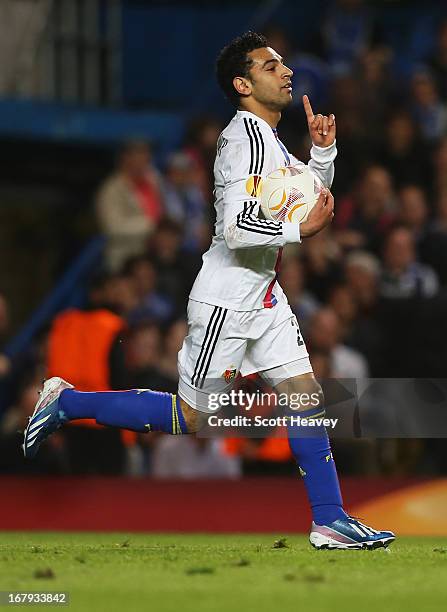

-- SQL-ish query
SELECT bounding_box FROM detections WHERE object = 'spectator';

[425,20,447,101]
[222,376,294,475]
[378,111,431,189]
[151,436,241,479]
[410,70,447,143]
[420,190,447,285]
[357,46,394,129]
[158,319,188,384]
[124,255,174,325]
[108,320,179,477]
[381,227,439,299]
[310,350,333,380]
[429,190,447,234]
[328,75,373,191]
[330,74,366,142]
[262,25,330,115]
[328,284,358,339]
[46,275,127,475]
[328,283,384,376]
[106,272,140,319]
[52,272,136,474]
[335,165,395,253]
[117,322,174,392]
[302,227,343,301]
[148,219,202,313]
[344,251,381,315]
[163,152,210,253]
[321,0,383,75]
[433,137,447,196]
[47,275,126,391]
[308,307,369,378]
[0,381,67,474]
[0,293,9,341]
[96,141,164,271]
[0,293,11,378]
[396,184,429,246]
[261,24,290,59]
[183,116,222,204]
[280,256,320,334]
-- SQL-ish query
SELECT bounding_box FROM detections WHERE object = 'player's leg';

[22,378,201,458]
[244,302,395,549]
[240,303,346,522]
[274,372,395,549]
[176,302,247,418]
[275,371,346,525]
[23,301,243,457]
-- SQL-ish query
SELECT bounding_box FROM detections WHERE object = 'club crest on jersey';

[223,367,237,383]
[245,174,263,197]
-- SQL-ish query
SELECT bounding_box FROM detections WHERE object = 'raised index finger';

[302,95,314,122]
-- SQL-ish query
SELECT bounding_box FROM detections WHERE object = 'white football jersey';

[189,109,337,311]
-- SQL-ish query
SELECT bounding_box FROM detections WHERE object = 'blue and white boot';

[310,517,395,550]
[23,377,73,459]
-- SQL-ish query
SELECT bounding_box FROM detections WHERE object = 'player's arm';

[302,94,337,188]
[222,137,301,250]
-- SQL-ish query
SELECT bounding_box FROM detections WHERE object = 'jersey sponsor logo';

[245,174,263,197]
[222,367,237,383]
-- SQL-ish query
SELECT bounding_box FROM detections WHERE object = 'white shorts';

[177,298,312,412]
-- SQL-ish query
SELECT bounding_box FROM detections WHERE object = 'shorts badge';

[223,367,237,383]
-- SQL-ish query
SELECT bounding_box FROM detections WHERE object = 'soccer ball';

[260,165,323,224]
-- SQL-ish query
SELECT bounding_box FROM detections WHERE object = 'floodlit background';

[0,0,447,534]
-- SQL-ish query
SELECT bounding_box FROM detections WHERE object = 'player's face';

[246,47,293,110]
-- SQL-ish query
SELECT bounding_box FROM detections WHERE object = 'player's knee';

[275,374,325,413]
[179,399,208,433]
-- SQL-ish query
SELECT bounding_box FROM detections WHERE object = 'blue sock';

[287,405,347,525]
[59,389,188,434]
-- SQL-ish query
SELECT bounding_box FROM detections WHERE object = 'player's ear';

[233,76,251,97]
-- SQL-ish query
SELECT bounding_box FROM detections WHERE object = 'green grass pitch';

[1,533,447,612]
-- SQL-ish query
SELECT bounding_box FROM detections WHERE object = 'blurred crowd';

[1,0,447,478]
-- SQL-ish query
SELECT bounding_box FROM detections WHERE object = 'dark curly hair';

[216,31,267,106]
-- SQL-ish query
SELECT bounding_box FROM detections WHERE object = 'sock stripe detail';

[171,395,182,435]
[308,410,326,419]
[175,407,180,435]
[171,395,177,434]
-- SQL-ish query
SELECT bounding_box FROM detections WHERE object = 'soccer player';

[23,32,394,549]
